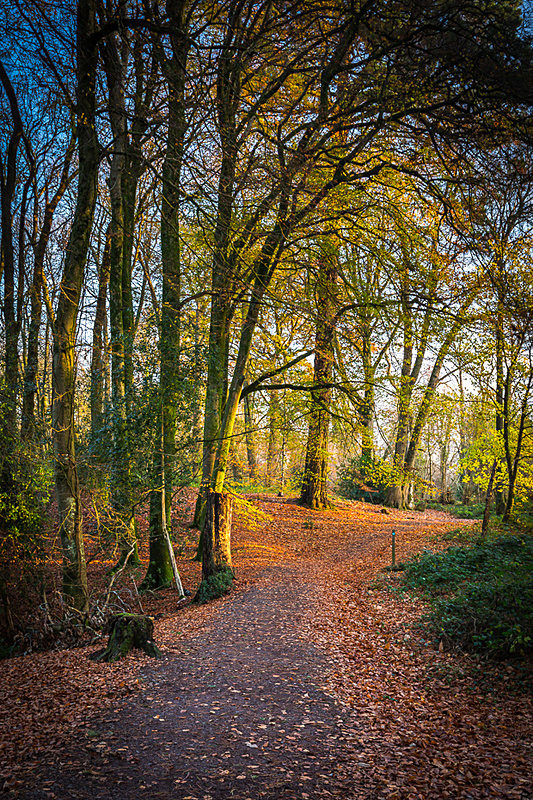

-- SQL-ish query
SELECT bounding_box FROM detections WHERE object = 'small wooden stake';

[391,528,396,567]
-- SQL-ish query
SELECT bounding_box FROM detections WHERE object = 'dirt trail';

[21,564,365,800]
[7,498,532,800]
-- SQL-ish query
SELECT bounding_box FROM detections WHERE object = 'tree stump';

[91,613,162,662]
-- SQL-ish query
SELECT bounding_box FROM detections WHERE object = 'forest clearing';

[1,492,531,800]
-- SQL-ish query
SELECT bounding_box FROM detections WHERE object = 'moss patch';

[194,568,234,604]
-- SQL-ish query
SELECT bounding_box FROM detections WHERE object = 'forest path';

[8,497,532,800]
[21,562,365,800]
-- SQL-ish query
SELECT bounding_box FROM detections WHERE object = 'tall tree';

[196,0,533,589]
[51,0,99,610]
[300,239,338,509]
[142,0,191,590]
[0,61,26,439]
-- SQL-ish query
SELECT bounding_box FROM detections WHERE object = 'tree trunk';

[502,370,532,522]
[266,390,280,486]
[195,491,234,603]
[0,61,23,439]
[301,242,337,509]
[102,31,139,564]
[243,389,258,481]
[480,458,497,541]
[494,307,506,515]
[144,0,190,586]
[141,415,174,590]
[360,348,375,472]
[22,136,75,443]
[51,0,98,610]
[192,9,240,530]
[383,482,411,509]
[90,224,111,443]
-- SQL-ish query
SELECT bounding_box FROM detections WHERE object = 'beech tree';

[300,239,338,509]
[142,0,192,590]
[50,0,99,610]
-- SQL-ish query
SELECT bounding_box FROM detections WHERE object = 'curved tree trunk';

[51,0,98,610]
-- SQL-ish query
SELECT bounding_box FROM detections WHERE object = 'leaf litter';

[1,492,531,799]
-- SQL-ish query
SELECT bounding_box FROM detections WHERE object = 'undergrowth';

[401,533,533,659]
[194,567,234,604]
[425,502,485,519]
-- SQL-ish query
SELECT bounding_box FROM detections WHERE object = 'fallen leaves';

[1,493,531,800]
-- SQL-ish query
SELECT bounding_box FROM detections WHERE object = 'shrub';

[401,533,533,658]
[424,578,533,658]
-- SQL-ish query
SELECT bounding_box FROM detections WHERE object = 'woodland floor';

[1,493,532,800]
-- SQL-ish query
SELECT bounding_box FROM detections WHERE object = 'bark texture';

[92,613,162,662]
[301,245,337,509]
[51,0,98,610]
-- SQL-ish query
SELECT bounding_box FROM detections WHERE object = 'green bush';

[452,503,485,519]
[424,578,533,658]
[0,444,53,564]
[401,534,533,658]
[337,456,391,503]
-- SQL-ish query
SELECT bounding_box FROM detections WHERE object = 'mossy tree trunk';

[192,19,237,532]
[0,61,24,441]
[143,0,190,589]
[195,491,234,602]
[51,0,99,610]
[102,24,155,565]
[102,31,139,563]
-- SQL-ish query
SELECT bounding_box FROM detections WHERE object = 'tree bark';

[301,242,337,509]
[243,389,258,481]
[0,60,24,439]
[480,458,497,541]
[494,306,506,515]
[22,137,75,442]
[144,0,190,588]
[195,491,234,602]
[51,0,98,610]
[90,224,111,442]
